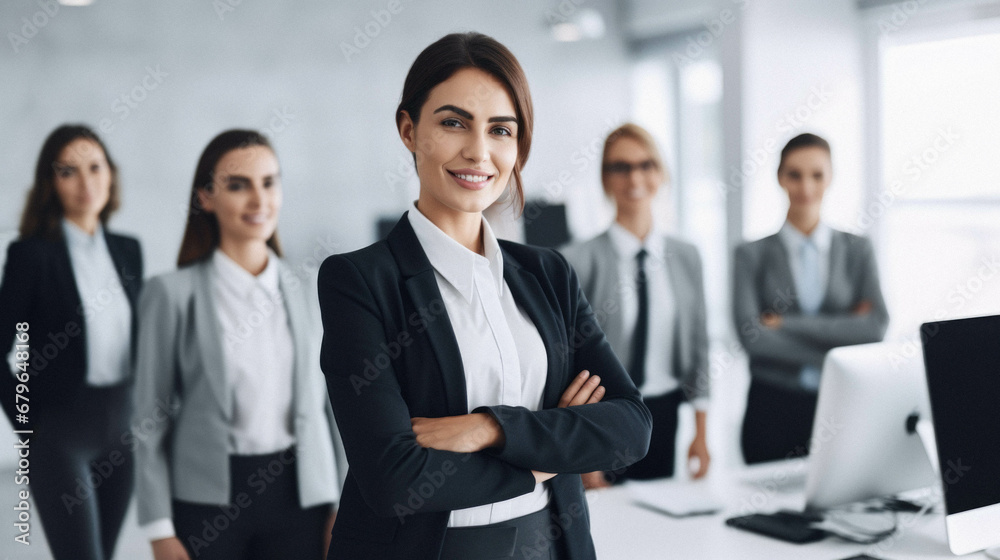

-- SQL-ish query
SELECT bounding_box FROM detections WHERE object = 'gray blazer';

[732,230,889,391]
[561,231,709,401]
[132,258,346,526]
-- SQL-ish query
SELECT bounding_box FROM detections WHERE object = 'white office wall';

[0,0,631,277]
[739,0,866,241]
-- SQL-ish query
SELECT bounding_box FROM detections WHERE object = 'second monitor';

[804,341,938,511]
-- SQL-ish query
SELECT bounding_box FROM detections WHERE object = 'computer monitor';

[804,341,938,512]
[921,315,1000,558]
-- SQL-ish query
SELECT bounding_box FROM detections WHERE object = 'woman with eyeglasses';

[562,123,711,488]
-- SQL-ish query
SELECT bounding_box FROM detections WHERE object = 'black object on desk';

[725,510,828,543]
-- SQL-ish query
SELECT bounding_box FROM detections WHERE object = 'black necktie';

[628,249,649,388]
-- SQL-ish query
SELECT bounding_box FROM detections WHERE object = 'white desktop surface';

[587,461,987,560]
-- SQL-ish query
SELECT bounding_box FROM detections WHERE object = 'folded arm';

[477,250,652,474]
[318,255,536,518]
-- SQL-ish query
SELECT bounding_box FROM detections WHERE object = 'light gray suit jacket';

[732,230,889,391]
[132,258,347,526]
[560,231,710,401]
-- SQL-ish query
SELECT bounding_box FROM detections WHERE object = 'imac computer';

[921,315,1000,558]
[804,341,938,512]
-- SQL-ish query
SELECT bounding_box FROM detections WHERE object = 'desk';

[587,461,987,559]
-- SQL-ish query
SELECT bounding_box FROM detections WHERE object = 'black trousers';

[440,507,566,560]
[741,379,818,464]
[31,383,134,560]
[611,389,683,482]
[173,447,329,560]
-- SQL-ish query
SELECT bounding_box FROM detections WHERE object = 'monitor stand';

[986,547,1000,560]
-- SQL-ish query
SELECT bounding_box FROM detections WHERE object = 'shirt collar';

[406,200,504,304]
[212,247,281,299]
[779,220,832,254]
[62,218,105,250]
[607,221,665,262]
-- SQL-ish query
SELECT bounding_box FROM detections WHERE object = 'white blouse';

[211,248,296,455]
[407,201,551,528]
[62,219,132,387]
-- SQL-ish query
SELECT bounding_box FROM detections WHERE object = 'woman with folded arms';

[133,129,343,560]
[733,133,889,464]
[0,124,142,560]
[562,123,711,488]
[317,33,651,560]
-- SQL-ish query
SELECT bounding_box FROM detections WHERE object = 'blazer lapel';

[501,247,567,409]
[53,238,84,315]
[387,214,469,416]
[279,261,311,418]
[103,234,141,310]
[663,239,689,377]
[768,235,800,313]
[193,262,232,419]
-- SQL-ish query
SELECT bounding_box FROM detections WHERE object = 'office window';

[879,26,1000,339]
[630,51,728,340]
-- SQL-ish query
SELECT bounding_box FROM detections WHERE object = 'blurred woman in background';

[733,132,889,464]
[562,123,711,487]
[132,129,343,560]
[0,124,143,560]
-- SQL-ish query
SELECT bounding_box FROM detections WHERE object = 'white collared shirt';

[607,223,683,401]
[61,219,132,387]
[211,248,296,456]
[778,220,833,303]
[778,221,833,390]
[406,200,551,527]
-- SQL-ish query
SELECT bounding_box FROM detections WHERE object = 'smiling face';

[778,146,832,212]
[398,67,519,221]
[603,136,665,215]
[53,138,113,227]
[197,145,282,248]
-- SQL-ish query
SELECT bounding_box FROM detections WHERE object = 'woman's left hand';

[687,433,711,479]
[411,413,503,453]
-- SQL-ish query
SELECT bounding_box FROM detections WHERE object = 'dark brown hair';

[177,129,283,267]
[395,32,533,214]
[778,133,831,175]
[19,124,120,240]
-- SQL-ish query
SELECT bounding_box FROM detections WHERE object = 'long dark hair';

[396,32,534,215]
[176,129,283,267]
[19,124,120,240]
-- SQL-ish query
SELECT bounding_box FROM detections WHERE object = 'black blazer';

[317,213,652,560]
[0,231,143,425]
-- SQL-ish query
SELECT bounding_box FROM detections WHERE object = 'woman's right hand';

[152,537,190,560]
[557,370,605,408]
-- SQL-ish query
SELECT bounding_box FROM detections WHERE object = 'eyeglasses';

[603,159,658,175]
